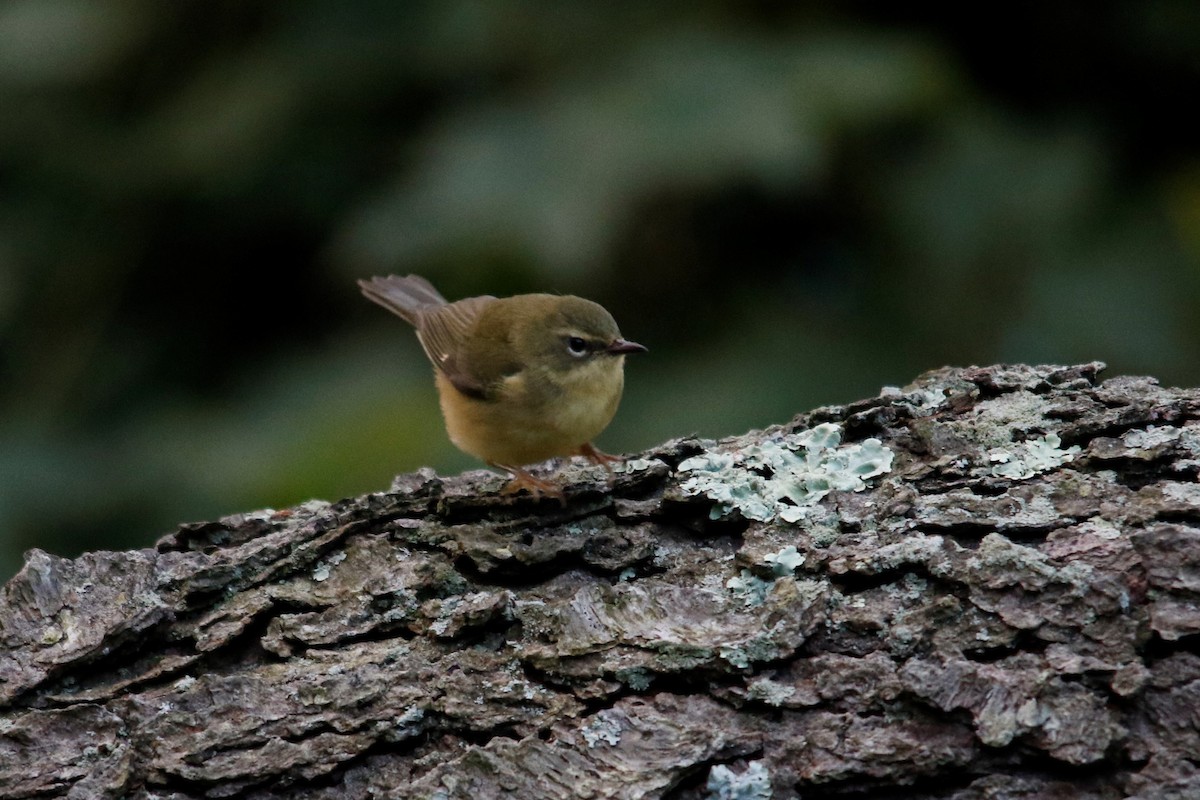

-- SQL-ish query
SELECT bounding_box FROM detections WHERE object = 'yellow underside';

[435,360,624,466]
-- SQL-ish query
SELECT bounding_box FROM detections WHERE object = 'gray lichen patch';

[704,759,772,799]
[1089,424,1183,462]
[579,709,624,747]
[678,422,894,522]
[971,391,1066,447]
[743,676,798,707]
[988,433,1082,479]
[725,545,807,608]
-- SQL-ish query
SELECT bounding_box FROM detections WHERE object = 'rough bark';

[3,362,1200,799]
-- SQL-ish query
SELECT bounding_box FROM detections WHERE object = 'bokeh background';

[2,1,1199,581]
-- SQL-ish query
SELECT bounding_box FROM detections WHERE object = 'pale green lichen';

[41,623,63,644]
[580,711,623,747]
[42,609,76,646]
[763,545,804,574]
[311,550,346,582]
[718,644,753,669]
[727,546,806,607]
[971,392,1060,447]
[746,677,796,707]
[679,423,894,522]
[1177,425,1200,470]
[719,635,791,669]
[726,572,774,607]
[988,433,1081,479]
[384,705,427,743]
[705,761,772,800]
[1123,426,1180,450]
[615,667,653,691]
[392,706,426,738]
[617,457,663,473]
[914,389,948,409]
[1162,481,1200,509]
[297,684,332,706]
[428,596,461,636]
[881,385,946,410]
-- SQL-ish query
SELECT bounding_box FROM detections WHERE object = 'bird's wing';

[416,295,500,399]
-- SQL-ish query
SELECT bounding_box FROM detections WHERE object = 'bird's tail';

[358,274,447,326]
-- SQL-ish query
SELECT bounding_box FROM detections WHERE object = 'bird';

[359,274,646,499]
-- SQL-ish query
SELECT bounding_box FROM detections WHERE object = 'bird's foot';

[577,442,621,477]
[491,463,566,504]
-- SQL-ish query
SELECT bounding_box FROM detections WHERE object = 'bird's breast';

[535,356,625,435]
[435,357,626,466]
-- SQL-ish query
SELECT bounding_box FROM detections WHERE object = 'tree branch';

[3,362,1199,799]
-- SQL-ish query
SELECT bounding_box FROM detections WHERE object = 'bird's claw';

[577,443,621,477]
[492,464,566,504]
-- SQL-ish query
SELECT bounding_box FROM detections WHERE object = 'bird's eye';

[566,336,589,356]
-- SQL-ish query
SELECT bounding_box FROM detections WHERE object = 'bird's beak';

[606,338,648,355]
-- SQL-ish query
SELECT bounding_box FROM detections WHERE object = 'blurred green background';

[2,1,1199,581]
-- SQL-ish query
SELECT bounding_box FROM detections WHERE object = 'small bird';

[359,274,646,498]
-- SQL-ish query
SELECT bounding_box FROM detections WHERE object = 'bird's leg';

[489,462,565,504]
[577,442,621,477]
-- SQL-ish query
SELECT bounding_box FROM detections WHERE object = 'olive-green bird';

[359,274,646,498]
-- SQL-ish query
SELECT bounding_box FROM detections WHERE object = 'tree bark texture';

[3,362,1200,799]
